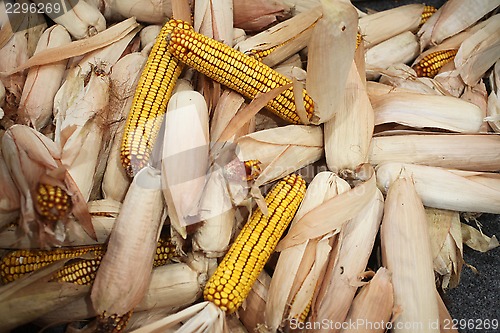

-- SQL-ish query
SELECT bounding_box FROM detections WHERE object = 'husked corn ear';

[120,20,192,177]
[244,160,262,181]
[167,22,314,124]
[51,257,101,285]
[0,245,104,284]
[413,49,458,78]
[96,311,132,333]
[420,5,437,25]
[203,174,306,313]
[35,183,72,222]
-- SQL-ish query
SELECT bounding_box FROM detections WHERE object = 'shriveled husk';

[195,0,233,45]
[306,0,358,124]
[369,134,500,172]
[426,0,499,45]
[239,271,271,332]
[380,172,439,333]
[359,4,424,48]
[461,81,489,132]
[265,172,350,332]
[0,259,90,332]
[376,163,500,214]
[162,90,210,238]
[324,61,374,172]
[233,0,290,32]
[53,65,110,202]
[425,208,463,289]
[236,125,323,186]
[340,267,394,333]
[1,125,94,248]
[371,91,483,133]
[31,0,106,39]
[436,290,459,333]
[454,14,500,86]
[210,90,246,153]
[367,78,441,98]
[17,25,71,131]
[312,189,384,332]
[235,6,322,67]
[91,166,165,317]
[486,60,500,131]
[461,223,499,252]
[365,31,420,80]
[140,25,162,50]
[0,145,20,230]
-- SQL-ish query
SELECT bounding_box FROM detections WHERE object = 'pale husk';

[377,163,500,214]
[380,172,439,333]
[17,25,71,131]
[341,267,394,333]
[461,223,499,252]
[195,0,233,45]
[312,189,384,332]
[31,0,106,39]
[265,172,350,332]
[91,166,165,316]
[239,271,272,333]
[324,61,374,172]
[0,145,20,230]
[140,25,162,50]
[162,90,209,238]
[369,134,500,171]
[359,4,423,48]
[236,125,323,186]
[306,0,358,124]
[425,208,463,289]
[429,0,499,45]
[0,30,29,108]
[371,92,483,133]
[112,0,173,24]
[461,81,489,132]
[233,0,290,32]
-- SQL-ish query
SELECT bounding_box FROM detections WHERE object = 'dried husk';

[461,223,499,252]
[369,134,500,171]
[371,92,483,133]
[239,271,272,332]
[31,0,106,39]
[140,25,162,50]
[91,166,165,317]
[112,0,173,24]
[425,208,463,289]
[210,90,246,153]
[380,172,439,333]
[376,163,500,214]
[236,125,323,186]
[265,172,350,332]
[359,4,424,48]
[161,90,209,238]
[17,25,71,131]
[340,267,394,333]
[233,0,290,32]
[325,61,374,172]
[0,30,29,109]
[312,189,384,332]
[0,145,20,230]
[306,0,358,124]
[195,0,233,45]
[461,81,489,132]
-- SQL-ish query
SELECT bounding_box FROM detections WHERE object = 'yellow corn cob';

[120,20,193,177]
[1,237,177,284]
[244,160,262,181]
[167,22,315,124]
[420,5,437,25]
[35,183,72,223]
[412,49,458,78]
[203,174,306,313]
[0,245,104,284]
[96,311,132,333]
[294,297,313,323]
[248,45,280,61]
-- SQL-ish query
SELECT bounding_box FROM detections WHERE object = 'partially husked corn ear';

[167,21,314,124]
[35,183,72,223]
[120,20,192,177]
[153,237,178,267]
[0,245,104,284]
[420,6,437,25]
[244,160,262,181]
[413,49,458,78]
[96,311,132,333]
[203,174,306,313]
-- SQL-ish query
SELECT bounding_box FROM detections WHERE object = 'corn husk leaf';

[341,267,394,333]
[91,166,165,316]
[277,164,376,250]
[195,0,233,45]
[312,189,384,332]
[233,0,290,32]
[436,290,459,333]
[0,145,20,230]
[236,125,323,186]
[210,90,246,151]
[325,60,374,172]
[239,271,271,332]
[369,134,500,171]
[306,0,358,124]
[112,0,172,24]
[371,92,483,133]
[376,163,500,214]
[381,171,439,333]
[461,223,499,252]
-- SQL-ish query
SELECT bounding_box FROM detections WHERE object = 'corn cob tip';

[412,49,458,78]
[96,311,133,333]
[35,183,72,223]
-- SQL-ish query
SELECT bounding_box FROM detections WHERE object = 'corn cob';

[0,237,177,284]
[120,20,192,177]
[203,174,306,313]
[34,183,72,223]
[167,21,314,124]
[420,5,437,25]
[412,49,458,78]
[96,311,132,333]
[244,160,262,181]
